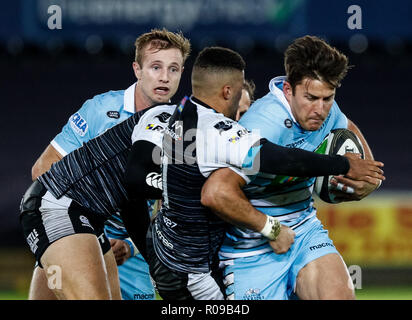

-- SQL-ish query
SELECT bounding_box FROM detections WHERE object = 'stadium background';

[1,0,411,299]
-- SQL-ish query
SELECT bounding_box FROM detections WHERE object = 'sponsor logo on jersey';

[243,288,264,300]
[309,242,334,251]
[26,229,39,253]
[163,216,177,229]
[228,128,251,143]
[164,121,183,141]
[97,233,106,244]
[155,220,173,249]
[79,215,94,230]
[70,112,88,137]
[284,119,293,128]
[146,123,164,132]
[106,111,120,119]
[285,138,305,148]
[237,128,250,138]
[228,136,241,143]
[155,112,172,123]
[214,120,234,134]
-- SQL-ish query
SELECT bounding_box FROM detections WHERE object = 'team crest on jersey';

[155,112,171,123]
[214,120,234,134]
[243,288,264,300]
[107,111,120,119]
[284,119,293,128]
[70,112,88,137]
[79,215,94,230]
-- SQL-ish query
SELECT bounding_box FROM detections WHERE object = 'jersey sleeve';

[130,107,171,148]
[51,97,101,156]
[330,101,348,130]
[197,116,262,183]
[239,100,284,144]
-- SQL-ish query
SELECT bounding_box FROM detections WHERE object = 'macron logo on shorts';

[70,112,88,137]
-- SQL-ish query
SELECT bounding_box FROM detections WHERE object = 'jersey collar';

[190,95,215,111]
[124,82,137,114]
[124,82,173,113]
[269,76,297,124]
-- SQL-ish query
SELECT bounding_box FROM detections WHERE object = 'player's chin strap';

[259,215,281,241]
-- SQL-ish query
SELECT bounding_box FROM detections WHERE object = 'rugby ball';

[314,129,364,203]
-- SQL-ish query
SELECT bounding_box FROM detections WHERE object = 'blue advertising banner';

[1,0,411,48]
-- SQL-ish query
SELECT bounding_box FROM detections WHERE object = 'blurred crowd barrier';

[0,248,33,295]
[316,192,412,268]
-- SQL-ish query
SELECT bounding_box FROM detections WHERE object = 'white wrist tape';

[259,215,281,241]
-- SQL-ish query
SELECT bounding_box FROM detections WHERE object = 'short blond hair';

[134,28,191,66]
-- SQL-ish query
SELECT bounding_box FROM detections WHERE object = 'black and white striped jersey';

[152,96,262,274]
[38,104,176,218]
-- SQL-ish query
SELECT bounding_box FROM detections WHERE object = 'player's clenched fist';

[110,238,131,266]
[269,225,295,254]
[344,153,385,184]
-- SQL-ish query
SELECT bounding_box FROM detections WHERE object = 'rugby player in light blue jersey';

[121,46,384,301]
[27,29,191,300]
[201,36,384,300]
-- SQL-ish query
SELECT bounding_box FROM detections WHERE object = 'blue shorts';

[118,253,156,300]
[220,218,339,300]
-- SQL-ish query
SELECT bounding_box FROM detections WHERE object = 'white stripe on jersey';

[219,214,318,259]
[219,247,273,259]
[250,186,313,208]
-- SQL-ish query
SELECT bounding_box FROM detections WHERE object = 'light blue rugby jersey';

[51,83,136,156]
[51,83,137,238]
[219,76,348,258]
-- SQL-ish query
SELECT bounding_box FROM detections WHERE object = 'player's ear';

[283,80,293,102]
[222,85,231,101]
[132,62,142,80]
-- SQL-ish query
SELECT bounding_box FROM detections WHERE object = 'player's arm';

[200,134,382,255]
[330,119,383,201]
[120,139,162,261]
[347,119,374,160]
[31,145,63,180]
[32,98,101,180]
[253,140,384,181]
[201,168,295,254]
[109,238,132,266]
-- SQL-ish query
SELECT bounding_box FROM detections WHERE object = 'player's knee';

[321,283,355,300]
[60,271,112,300]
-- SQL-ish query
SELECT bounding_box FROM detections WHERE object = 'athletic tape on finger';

[336,182,355,194]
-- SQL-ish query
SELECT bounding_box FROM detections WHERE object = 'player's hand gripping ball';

[314,129,364,203]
